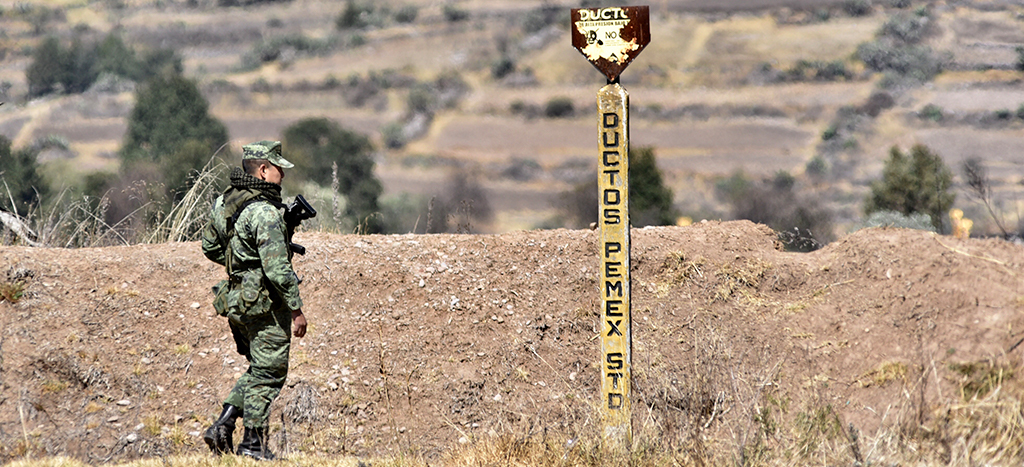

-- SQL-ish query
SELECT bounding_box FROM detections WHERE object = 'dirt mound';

[2,221,1023,463]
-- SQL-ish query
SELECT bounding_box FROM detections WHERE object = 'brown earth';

[2,221,1024,463]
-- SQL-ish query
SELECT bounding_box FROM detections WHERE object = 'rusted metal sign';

[571,6,650,82]
[597,83,632,448]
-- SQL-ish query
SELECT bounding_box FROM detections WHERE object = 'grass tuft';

[0,280,26,303]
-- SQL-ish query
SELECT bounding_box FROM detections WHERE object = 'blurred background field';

[1,0,1023,241]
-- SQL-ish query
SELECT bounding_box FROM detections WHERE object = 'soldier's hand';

[291,309,307,338]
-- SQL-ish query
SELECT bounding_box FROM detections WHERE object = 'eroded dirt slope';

[1,221,1023,462]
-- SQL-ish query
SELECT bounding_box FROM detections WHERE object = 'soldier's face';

[259,163,285,185]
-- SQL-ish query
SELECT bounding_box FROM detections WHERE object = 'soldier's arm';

[249,204,304,311]
[201,201,227,265]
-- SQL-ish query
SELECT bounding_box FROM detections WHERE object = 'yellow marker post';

[597,82,631,446]
[571,5,650,452]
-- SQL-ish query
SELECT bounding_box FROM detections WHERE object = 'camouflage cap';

[241,140,294,169]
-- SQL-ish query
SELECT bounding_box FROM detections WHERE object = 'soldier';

[200,140,308,460]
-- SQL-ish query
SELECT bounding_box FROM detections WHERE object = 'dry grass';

[8,360,1024,466]
[0,279,27,303]
[4,156,226,249]
[145,156,227,244]
[857,360,909,387]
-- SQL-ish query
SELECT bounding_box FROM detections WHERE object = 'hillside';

[3,222,1024,464]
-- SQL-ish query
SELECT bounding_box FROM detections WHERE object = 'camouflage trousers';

[223,307,291,428]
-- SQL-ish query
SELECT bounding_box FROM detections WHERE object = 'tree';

[559,146,677,228]
[0,136,48,216]
[60,38,99,94]
[26,33,182,98]
[26,36,63,97]
[866,144,955,232]
[94,32,141,80]
[117,72,228,207]
[629,146,677,226]
[120,73,228,173]
[282,117,382,232]
[726,171,834,251]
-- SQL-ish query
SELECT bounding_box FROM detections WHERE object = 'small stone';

[191,302,201,309]
[125,433,137,443]
[117,400,131,406]
[141,357,152,365]
[459,436,469,444]
[107,416,119,423]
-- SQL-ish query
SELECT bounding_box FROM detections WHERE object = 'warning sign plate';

[571,6,650,82]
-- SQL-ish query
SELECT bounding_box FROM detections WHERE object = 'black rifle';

[283,194,317,255]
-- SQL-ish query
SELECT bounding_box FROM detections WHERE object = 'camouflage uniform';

[202,141,303,431]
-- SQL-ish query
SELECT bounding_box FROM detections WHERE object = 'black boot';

[203,404,241,455]
[236,426,275,461]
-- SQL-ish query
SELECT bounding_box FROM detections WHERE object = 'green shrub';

[491,56,516,79]
[919,104,944,122]
[120,73,229,198]
[786,60,851,82]
[0,136,48,215]
[282,118,382,233]
[336,0,373,29]
[629,147,678,227]
[806,156,829,179]
[26,36,63,96]
[406,85,435,114]
[880,11,931,44]
[442,4,469,22]
[821,125,839,141]
[394,5,418,23]
[1016,104,1024,121]
[544,96,574,118]
[865,144,954,232]
[843,0,873,16]
[239,34,335,70]
[381,122,406,149]
[857,41,944,84]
